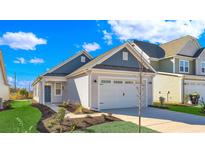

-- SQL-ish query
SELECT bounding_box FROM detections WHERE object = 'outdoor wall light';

[93,80,97,83]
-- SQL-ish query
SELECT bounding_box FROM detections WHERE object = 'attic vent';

[81,56,86,63]
[122,52,128,61]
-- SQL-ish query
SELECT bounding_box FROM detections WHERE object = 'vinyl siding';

[0,66,9,101]
[175,58,195,75]
[158,58,174,73]
[153,74,182,103]
[150,61,159,71]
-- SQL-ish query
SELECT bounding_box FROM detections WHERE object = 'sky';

[1,20,205,89]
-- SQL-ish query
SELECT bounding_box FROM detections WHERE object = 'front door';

[45,85,51,103]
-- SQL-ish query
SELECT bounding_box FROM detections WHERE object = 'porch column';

[42,79,45,105]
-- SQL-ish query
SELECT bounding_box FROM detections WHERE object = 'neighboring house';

[134,35,205,103]
[0,50,9,101]
[32,43,155,110]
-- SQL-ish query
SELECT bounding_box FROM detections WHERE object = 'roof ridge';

[160,35,194,46]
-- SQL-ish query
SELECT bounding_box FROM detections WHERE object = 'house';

[134,35,205,103]
[32,42,155,110]
[0,50,9,101]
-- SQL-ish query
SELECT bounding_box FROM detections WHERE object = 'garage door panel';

[99,79,146,110]
[184,80,205,100]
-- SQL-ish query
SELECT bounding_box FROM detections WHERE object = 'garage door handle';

[100,102,104,104]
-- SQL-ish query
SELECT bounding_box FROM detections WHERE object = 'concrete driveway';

[102,107,205,133]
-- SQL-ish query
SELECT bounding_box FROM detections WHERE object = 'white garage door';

[184,80,205,100]
[99,78,147,109]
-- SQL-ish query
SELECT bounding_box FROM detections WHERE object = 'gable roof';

[67,42,156,77]
[133,40,165,58]
[42,50,92,76]
[160,35,200,58]
[193,47,205,58]
[0,50,9,86]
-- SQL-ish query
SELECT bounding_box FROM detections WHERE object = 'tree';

[19,89,29,98]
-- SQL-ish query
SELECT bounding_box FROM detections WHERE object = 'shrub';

[159,97,165,106]
[184,94,190,103]
[3,101,11,110]
[199,98,205,113]
[55,107,66,124]
[74,105,83,114]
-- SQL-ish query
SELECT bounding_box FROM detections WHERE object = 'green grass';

[74,121,158,133]
[0,100,42,133]
[152,103,205,116]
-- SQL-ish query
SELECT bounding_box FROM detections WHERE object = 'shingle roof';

[133,40,165,58]
[193,48,205,57]
[68,44,123,76]
[160,35,199,57]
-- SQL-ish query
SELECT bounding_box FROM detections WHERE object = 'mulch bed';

[42,114,121,133]
[32,103,56,133]
[58,103,97,114]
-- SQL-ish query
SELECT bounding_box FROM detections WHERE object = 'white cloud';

[13,57,26,64]
[82,42,100,52]
[108,20,205,43]
[8,76,32,89]
[8,76,14,84]
[0,32,47,50]
[102,30,112,45]
[29,57,44,64]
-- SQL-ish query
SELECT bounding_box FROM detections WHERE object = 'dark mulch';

[0,100,12,112]
[43,114,121,133]
[59,103,97,114]
[148,105,169,109]
[32,103,56,133]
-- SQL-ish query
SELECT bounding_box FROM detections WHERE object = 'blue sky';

[1,20,205,89]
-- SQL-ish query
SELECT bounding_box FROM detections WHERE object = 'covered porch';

[41,76,67,105]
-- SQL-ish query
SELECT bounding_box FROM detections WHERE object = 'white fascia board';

[40,50,92,77]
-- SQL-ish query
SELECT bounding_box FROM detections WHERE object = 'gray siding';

[45,53,91,76]
[101,48,140,67]
[158,58,174,73]
[175,58,195,75]
[94,47,149,71]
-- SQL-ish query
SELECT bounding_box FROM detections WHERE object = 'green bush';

[55,107,66,124]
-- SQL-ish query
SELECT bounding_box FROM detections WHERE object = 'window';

[179,60,189,73]
[114,80,123,84]
[122,52,128,61]
[125,81,134,84]
[81,56,86,62]
[101,80,111,84]
[201,62,205,73]
[55,83,62,96]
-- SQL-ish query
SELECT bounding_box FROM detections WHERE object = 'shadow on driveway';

[102,107,205,125]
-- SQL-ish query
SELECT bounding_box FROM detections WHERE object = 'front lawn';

[0,100,42,133]
[75,121,158,133]
[151,103,205,116]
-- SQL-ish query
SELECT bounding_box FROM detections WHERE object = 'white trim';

[33,50,93,84]
[171,58,176,73]
[122,51,128,61]
[54,82,62,96]
[67,42,156,78]
[88,71,92,109]
[97,75,100,111]
[179,59,189,73]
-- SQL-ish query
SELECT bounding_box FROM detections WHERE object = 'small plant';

[199,98,205,113]
[159,97,165,106]
[16,117,33,133]
[74,104,83,114]
[55,107,66,124]
[184,94,190,103]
